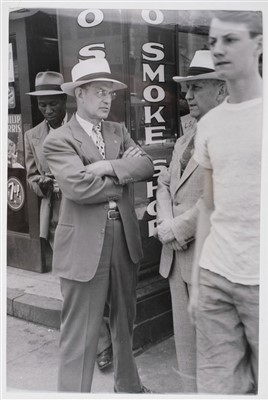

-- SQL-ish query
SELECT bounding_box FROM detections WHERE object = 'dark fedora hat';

[26,71,65,96]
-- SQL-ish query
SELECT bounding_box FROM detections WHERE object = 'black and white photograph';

[1,1,268,398]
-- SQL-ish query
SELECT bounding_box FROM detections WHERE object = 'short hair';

[212,10,262,38]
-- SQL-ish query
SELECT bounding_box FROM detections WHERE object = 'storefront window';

[7,7,213,269]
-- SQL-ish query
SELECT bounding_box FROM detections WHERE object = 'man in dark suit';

[43,58,154,393]
[24,70,112,370]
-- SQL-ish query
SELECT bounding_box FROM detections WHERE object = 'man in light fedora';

[24,70,112,371]
[43,58,154,393]
[156,50,227,392]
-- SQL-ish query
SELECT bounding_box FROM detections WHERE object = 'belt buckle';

[107,209,117,220]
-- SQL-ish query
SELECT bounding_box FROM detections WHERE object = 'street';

[6,316,182,395]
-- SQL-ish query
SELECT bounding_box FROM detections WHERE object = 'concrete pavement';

[6,316,182,395]
[7,266,62,329]
[6,266,185,396]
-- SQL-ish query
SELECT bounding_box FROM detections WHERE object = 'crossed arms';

[43,127,154,205]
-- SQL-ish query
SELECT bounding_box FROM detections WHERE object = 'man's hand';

[157,219,175,244]
[157,220,188,250]
[188,285,199,326]
[122,146,142,158]
[166,239,187,252]
[85,160,115,177]
[32,175,54,196]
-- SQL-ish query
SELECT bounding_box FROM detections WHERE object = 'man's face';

[185,79,220,121]
[78,82,116,124]
[209,18,261,81]
[37,95,67,128]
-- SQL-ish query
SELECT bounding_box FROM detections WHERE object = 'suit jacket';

[156,127,204,284]
[24,115,71,239]
[43,115,154,282]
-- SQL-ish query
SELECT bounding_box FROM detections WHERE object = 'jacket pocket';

[54,224,74,254]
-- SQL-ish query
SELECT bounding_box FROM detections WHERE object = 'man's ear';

[74,87,83,102]
[255,34,263,56]
[216,83,228,105]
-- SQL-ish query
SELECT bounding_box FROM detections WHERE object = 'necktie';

[93,123,105,159]
[180,135,195,176]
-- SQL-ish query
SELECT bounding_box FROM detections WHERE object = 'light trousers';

[196,267,259,394]
[169,255,197,393]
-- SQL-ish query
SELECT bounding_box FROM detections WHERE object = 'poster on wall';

[8,42,14,83]
[8,114,24,169]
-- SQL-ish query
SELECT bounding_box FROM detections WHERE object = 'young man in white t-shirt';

[189,11,263,394]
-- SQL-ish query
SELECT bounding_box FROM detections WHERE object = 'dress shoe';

[97,345,113,371]
[114,385,152,393]
[139,385,152,393]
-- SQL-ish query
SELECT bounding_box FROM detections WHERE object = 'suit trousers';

[169,254,197,392]
[196,268,259,394]
[57,218,142,393]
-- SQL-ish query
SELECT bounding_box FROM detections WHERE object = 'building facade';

[8,7,213,348]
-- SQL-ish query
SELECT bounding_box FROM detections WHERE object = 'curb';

[7,274,173,352]
[7,288,62,329]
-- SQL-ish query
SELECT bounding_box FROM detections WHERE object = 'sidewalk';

[6,266,183,394]
[7,266,62,329]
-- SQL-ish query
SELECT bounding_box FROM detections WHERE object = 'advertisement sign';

[9,42,15,83]
[8,114,24,169]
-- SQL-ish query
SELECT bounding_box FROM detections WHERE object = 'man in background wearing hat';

[24,70,112,372]
[25,71,69,248]
[43,58,154,393]
[156,50,227,392]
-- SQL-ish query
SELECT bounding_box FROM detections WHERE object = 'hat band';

[35,84,63,91]
[75,72,112,82]
[187,66,215,76]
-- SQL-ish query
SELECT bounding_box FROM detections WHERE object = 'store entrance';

[8,9,60,272]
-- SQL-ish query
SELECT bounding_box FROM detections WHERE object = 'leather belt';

[107,209,121,220]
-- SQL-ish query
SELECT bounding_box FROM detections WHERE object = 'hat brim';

[173,71,220,83]
[26,90,65,96]
[61,78,127,96]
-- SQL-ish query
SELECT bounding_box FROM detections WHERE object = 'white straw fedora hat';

[27,71,65,96]
[61,58,127,96]
[173,50,219,83]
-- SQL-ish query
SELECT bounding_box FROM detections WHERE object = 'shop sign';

[141,10,169,236]
[8,176,25,211]
[8,114,22,133]
[8,114,25,168]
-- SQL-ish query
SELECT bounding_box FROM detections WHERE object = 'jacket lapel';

[177,156,198,191]
[70,115,103,162]
[33,121,51,172]
[69,116,122,162]
[175,133,198,192]
[102,122,121,160]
